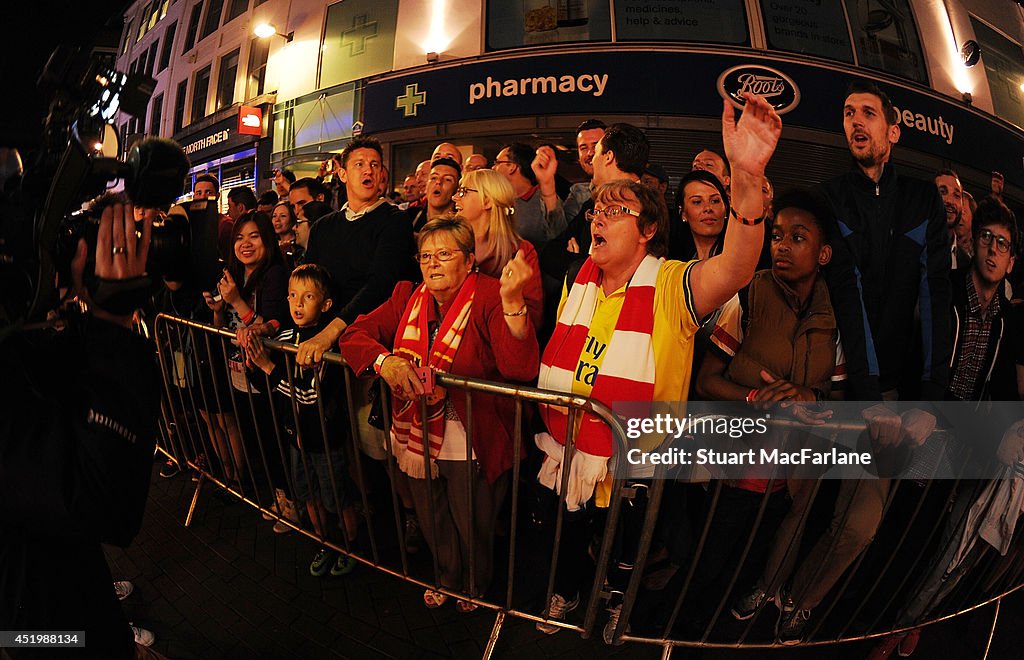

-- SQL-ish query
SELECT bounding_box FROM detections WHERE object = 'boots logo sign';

[717,65,800,115]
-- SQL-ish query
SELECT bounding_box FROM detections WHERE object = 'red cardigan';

[339,275,539,483]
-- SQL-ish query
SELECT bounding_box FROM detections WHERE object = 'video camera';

[0,46,195,332]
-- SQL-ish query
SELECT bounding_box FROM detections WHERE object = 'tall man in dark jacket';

[288,137,417,365]
[776,81,952,644]
[820,81,951,402]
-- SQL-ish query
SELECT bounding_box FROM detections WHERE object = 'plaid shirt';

[950,276,1001,401]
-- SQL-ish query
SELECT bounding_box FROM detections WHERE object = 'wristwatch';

[373,353,392,375]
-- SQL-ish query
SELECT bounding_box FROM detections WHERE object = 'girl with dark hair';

[671,169,730,262]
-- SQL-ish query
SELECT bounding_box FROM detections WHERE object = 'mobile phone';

[210,292,222,303]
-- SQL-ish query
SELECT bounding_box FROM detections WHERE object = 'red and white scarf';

[538,255,661,457]
[391,274,477,478]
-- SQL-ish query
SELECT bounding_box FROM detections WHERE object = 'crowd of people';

[149,81,1024,654]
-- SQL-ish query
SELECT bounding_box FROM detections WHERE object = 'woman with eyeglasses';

[453,168,544,327]
[339,216,539,612]
[532,94,782,638]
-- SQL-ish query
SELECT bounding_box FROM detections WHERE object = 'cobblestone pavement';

[104,459,1023,659]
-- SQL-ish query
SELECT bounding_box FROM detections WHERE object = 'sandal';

[423,590,448,609]
[456,600,479,613]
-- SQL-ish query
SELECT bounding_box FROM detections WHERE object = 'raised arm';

[691,93,781,319]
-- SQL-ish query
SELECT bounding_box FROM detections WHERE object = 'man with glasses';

[948,197,1019,401]
[493,142,565,251]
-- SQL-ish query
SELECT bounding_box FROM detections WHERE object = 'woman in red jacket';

[339,217,539,611]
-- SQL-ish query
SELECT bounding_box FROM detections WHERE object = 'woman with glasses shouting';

[532,93,782,637]
[453,168,544,328]
[340,216,539,612]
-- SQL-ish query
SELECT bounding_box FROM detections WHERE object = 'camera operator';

[0,200,163,659]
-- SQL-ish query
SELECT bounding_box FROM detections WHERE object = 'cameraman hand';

[71,201,151,328]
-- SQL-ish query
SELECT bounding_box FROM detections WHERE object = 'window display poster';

[760,0,853,62]
[487,0,612,50]
[614,0,748,44]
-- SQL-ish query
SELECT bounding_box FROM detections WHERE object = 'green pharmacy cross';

[342,14,378,56]
[396,83,427,118]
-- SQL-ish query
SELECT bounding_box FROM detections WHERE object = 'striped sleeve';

[709,294,743,359]
[832,332,848,384]
[681,259,700,331]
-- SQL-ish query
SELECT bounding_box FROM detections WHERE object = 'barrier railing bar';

[482,609,506,660]
[700,476,781,645]
[465,387,477,599]
[342,366,380,563]
[378,379,411,576]
[612,476,665,645]
[152,314,1024,653]
[421,390,443,591]
[242,358,280,524]
[983,597,1001,660]
[505,398,523,611]
[258,363,297,529]
[662,480,722,637]
[542,406,579,633]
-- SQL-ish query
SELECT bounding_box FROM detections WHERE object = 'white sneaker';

[113,581,134,601]
[536,593,579,634]
[132,625,155,647]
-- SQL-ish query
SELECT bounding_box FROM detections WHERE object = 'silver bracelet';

[503,305,528,317]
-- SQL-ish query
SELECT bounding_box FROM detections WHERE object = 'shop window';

[614,0,748,44]
[121,21,134,55]
[487,0,611,50]
[226,0,248,24]
[183,2,203,54]
[201,0,224,40]
[146,42,159,77]
[150,93,164,135]
[970,18,1024,131]
[191,65,211,124]
[246,37,269,100]
[843,0,927,84]
[760,0,853,63]
[159,22,176,72]
[216,49,239,110]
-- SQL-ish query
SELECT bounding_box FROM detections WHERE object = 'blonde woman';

[453,168,543,326]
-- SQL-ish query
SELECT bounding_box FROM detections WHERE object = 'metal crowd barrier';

[151,313,1024,659]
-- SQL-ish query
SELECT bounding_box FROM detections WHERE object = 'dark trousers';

[407,460,509,598]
